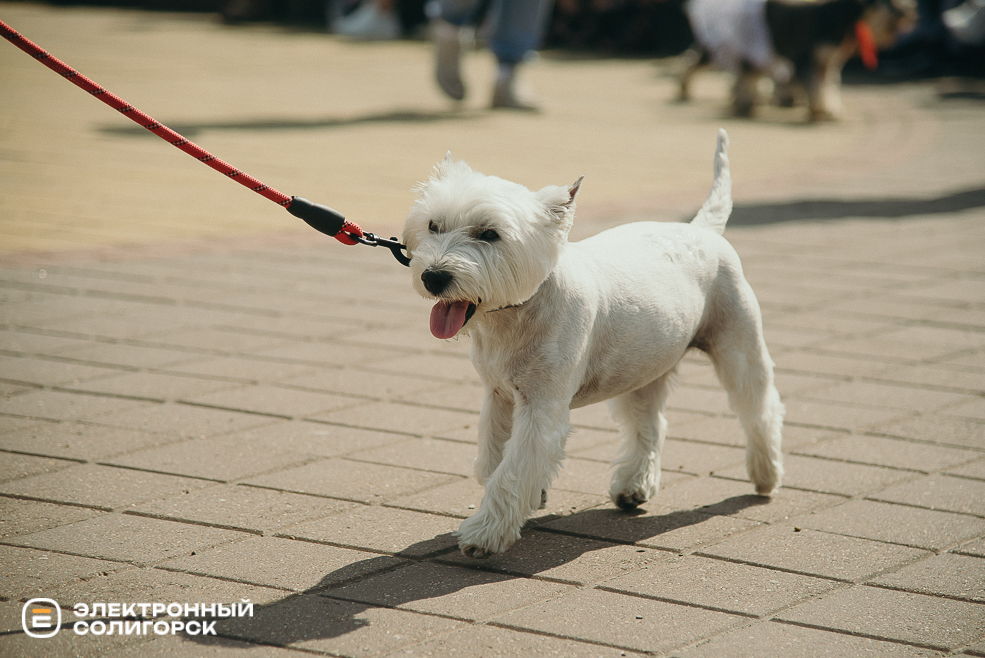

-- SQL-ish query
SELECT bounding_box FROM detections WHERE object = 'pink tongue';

[430,300,470,339]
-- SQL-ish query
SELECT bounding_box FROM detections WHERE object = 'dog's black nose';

[421,269,453,295]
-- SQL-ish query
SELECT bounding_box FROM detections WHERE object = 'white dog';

[403,130,784,558]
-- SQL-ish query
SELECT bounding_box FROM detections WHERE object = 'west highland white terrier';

[403,130,784,557]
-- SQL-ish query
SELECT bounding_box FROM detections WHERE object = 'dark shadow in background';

[725,186,985,226]
[182,494,769,650]
[99,108,480,139]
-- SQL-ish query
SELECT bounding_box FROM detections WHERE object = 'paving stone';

[795,499,985,551]
[869,474,985,516]
[798,381,969,413]
[101,635,298,657]
[387,623,630,657]
[700,524,929,581]
[774,585,985,651]
[869,553,985,602]
[537,505,762,553]
[954,537,985,558]
[654,476,845,524]
[872,415,985,450]
[665,415,753,447]
[183,384,356,419]
[603,554,839,617]
[772,351,893,380]
[96,402,276,439]
[0,463,214,510]
[310,401,478,438]
[944,398,985,422]
[243,458,460,504]
[366,353,478,383]
[440,531,669,585]
[10,513,247,565]
[876,364,985,395]
[56,343,202,369]
[161,355,318,383]
[0,452,77,483]
[390,477,607,521]
[48,567,287,615]
[211,594,464,656]
[0,353,123,388]
[0,544,129,600]
[133,484,354,533]
[281,366,441,401]
[781,398,907,433]
[161,536,404,592]
[945,457,985,480]
[792,433,980,473]
[65,371,240,403]
[348,437,479,477]
[104,433,315,482]
[0,389,149,423]
[278,505,460,557]
[212,419,408,459]
[675,618,944,657]
[327,561,573,621]
[575,438,746,478]
[0,420,175,461]
[717,454,913,497]
[0,498,105,539]
[493,587,743,654]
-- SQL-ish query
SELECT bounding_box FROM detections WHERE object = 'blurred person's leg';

[434,0,483,100]
[488,0,553,109]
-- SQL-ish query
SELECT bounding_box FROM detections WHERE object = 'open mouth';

[430,299,479,339]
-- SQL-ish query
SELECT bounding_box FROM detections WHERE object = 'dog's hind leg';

[705,285,785,495]
[608,372,675,510]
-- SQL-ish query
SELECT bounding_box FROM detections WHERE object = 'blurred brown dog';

[679,0,917,120]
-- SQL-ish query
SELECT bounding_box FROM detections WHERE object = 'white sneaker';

[491,71,540,111]
[333,2,400,40]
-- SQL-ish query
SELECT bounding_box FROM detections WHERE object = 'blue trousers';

[440,0,554,65]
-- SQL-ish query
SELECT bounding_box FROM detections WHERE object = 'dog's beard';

[430,300,477,339]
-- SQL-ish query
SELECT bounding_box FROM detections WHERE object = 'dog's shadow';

[182,494,769,649]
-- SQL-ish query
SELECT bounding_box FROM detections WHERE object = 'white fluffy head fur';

[403,154,582,336]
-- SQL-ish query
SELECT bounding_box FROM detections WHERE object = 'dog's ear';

[568,176,584,203]
[537,176,583,229]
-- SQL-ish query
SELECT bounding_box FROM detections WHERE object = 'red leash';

[0,18,410,265]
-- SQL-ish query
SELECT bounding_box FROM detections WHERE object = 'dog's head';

[403,154,582,339]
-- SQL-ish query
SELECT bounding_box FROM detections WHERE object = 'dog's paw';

[460,544,494,559]
[614,491,649,511]
[454,509,520,558]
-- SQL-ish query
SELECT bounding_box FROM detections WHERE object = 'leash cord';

[0,18,411,265]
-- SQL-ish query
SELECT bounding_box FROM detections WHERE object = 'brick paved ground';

[1,3,984,656]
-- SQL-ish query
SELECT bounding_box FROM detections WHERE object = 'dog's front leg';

[473,388,514,485]
[457,396,569,558]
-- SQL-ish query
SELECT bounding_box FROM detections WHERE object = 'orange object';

[856,20,878,70]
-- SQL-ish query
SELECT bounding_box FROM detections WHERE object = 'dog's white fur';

[403,130,784,557]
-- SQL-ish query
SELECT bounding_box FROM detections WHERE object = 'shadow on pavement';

[99,108,481,138]
[181,494,769,649]
[728,186,985,225]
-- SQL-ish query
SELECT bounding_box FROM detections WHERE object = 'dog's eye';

[477,229,500,242]
[428,220,439,234]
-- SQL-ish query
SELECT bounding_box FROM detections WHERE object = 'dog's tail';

[690,129,732,235]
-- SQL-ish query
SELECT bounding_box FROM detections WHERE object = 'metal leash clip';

[353,233,411,267]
